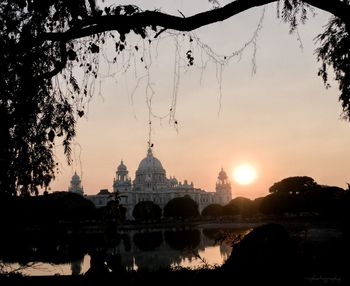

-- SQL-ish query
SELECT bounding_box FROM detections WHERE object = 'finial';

[147,140,154,156]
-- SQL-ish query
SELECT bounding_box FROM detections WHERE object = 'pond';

[0,225,252,276]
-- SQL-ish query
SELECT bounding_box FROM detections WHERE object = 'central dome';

[137,147,164,172]
[134,147,168,191]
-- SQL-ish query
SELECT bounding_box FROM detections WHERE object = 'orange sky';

[49,1,350,199]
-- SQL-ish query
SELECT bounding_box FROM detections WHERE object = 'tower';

[216,168,232,203]
[113,160,132,192]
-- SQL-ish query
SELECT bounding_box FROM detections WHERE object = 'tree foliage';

[315,16,350,119]
[262,176,347,215]
[269,176,317,195]
[132,201,162,220]
[0,191,96,224]
[163,196,199,219]
[103,191,126,223]
[0,0,349,196]
[201,203,224,217]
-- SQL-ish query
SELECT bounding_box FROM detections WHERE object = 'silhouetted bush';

[163,196,199,219]
[222,197,259,217]
[201,204,223,217]
[222,203,239,216]
[223,223,299,283]
[132,201,162,220]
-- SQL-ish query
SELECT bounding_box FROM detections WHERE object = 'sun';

[233,164,257,185]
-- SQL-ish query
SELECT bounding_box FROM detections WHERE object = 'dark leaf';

[48,130,55,142]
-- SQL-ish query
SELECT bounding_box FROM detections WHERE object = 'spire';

[147,139,154,157]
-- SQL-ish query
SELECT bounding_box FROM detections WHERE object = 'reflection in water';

[133,231,163,251]
[71,258,83,275]
[2,227,250,275]
[164,229,200,251]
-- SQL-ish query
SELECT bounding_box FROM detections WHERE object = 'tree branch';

[39,0,274,42]
[39,0,350,46]
[32,0,349,77]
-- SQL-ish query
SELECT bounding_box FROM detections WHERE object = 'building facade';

[71,147,232,219]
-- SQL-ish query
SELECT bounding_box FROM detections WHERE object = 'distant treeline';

[203,176,350,218]
[1,176,350,226]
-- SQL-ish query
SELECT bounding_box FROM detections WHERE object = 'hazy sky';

[50,1,350,199]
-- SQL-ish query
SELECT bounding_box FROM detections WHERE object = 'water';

[1,226,252,276]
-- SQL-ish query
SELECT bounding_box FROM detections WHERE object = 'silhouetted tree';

[104,192,127,223]
[163,196,199,219]
[260,193,306,214]
[226,197,258,217]
[305,185,345,215]
[1,1,349,195]
[222,203,240,216]
[269,176,318,195]
[262,180,348,215]
[14,192,96,223]
[201,204,223,217]
[132,201,162,221]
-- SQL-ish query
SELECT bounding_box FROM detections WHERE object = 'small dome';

[170,177,178,184]
[218,168,228,180]
[71,172,81,183]
[117,160,127,172]
[137,147,165,173]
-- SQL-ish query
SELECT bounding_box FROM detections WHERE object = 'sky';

[50,1,350,199]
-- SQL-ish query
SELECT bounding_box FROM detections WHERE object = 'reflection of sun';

[233,164,257,185]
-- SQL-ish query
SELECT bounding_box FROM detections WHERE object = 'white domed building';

[84,146,232,219]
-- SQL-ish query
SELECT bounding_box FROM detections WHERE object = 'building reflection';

[1,227,242,275]
[100,227,235,271]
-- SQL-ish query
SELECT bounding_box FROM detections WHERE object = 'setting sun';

[233,164,257,185]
